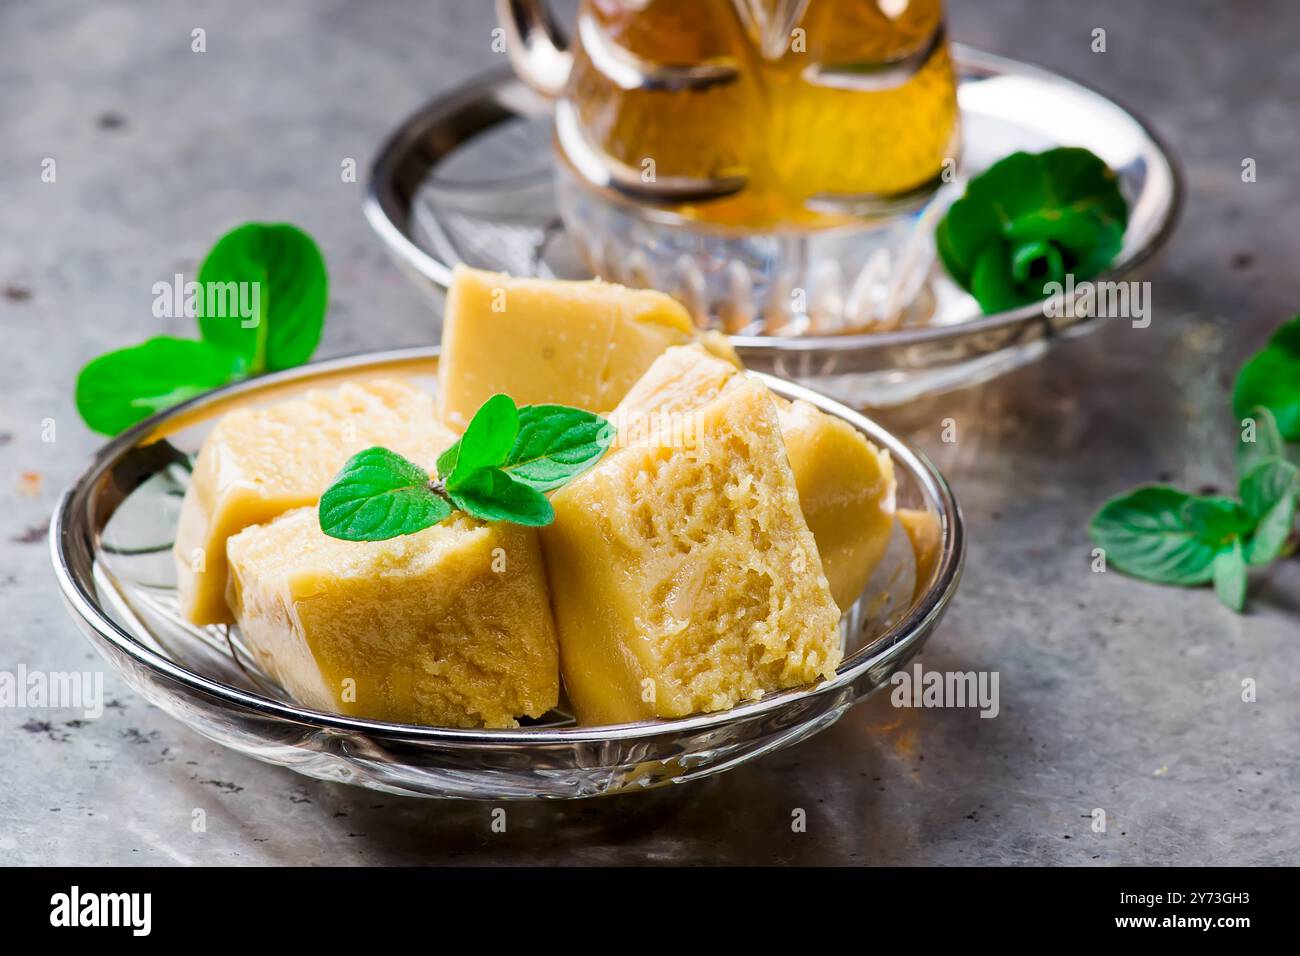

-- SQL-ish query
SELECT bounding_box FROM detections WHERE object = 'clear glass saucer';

[50,349,963,799]
[366,45,1181,407]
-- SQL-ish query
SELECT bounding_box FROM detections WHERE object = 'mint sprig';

[1212,540,1248,613]
[1236,404,1287,476]
[196,222,328,376]
[75,222,328,435]
[448,466,553,526]
[1233,315,1300,441]
[438,393,519,490]
[1240,458,1299,566]
[1091,315,1300,612]
[439,403,615,493]
[1090,487,1240,587]
[936,147,1129,314]
[74,337,241,436]
[319,395,611,541]
[319,447,452,541]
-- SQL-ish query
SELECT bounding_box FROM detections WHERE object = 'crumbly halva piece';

[613,344,896,610]
[542,377,843,725]
[226,507,559,729]
[173,378,456,624]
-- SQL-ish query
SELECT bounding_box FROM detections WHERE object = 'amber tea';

[504,0,959,228]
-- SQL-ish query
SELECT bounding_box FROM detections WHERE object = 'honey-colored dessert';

[611,342,744,427]
[226,508,559,728]
[437,265,736,428]
[898,508,942,599]
[174,379,457,625]
[613,344,896,610]
[776,400,896,611]
[542,377,843,725]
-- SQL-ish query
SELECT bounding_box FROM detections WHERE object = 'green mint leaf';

[1179,496,1253,543]
[75,337,238,436]
[449,467,554,526]
[936,147,1129,314]
[1240,457,1299,519]
[1244,493,1296,568]
[318,447,449,541]
[445,393,518,489]
[1237,405,1288,476]
[1004,207,1123,279]
[1212,539,1248,612]
[436,442,460,484]
[196,222,328,375]
[1232,315,1300,441]
[968,246,1024,315]
[1090,486,1230,585]
[1009,238,1065,288]
[1240,458,1298,566]
[503,405,613,492]
[1206,538,1248,613]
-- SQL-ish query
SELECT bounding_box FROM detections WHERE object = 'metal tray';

[365,45,1181,406]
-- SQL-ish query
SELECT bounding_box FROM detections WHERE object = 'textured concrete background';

[1,0,1297,865]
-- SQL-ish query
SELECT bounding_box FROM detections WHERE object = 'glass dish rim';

[49,346,964,746]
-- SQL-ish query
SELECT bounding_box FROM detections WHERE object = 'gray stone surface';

[1,0,1296,865]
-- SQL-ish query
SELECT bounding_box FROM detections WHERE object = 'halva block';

[226,508,559,728]
[614,344,896,610]
[775,399,896,611]
[439,265,731,427]
[542,377,843,725]
[174,379,456,624]
[898,507,942,598]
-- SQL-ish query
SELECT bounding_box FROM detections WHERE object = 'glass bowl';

[49,348,964,799]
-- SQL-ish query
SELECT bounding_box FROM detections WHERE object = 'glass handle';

[496,0,573,99]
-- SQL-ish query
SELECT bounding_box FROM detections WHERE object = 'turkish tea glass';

[497,0,961,334]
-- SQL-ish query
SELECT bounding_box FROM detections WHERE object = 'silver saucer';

[366,46,1181,407]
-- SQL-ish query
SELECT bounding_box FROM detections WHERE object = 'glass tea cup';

[496,0,962,334]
